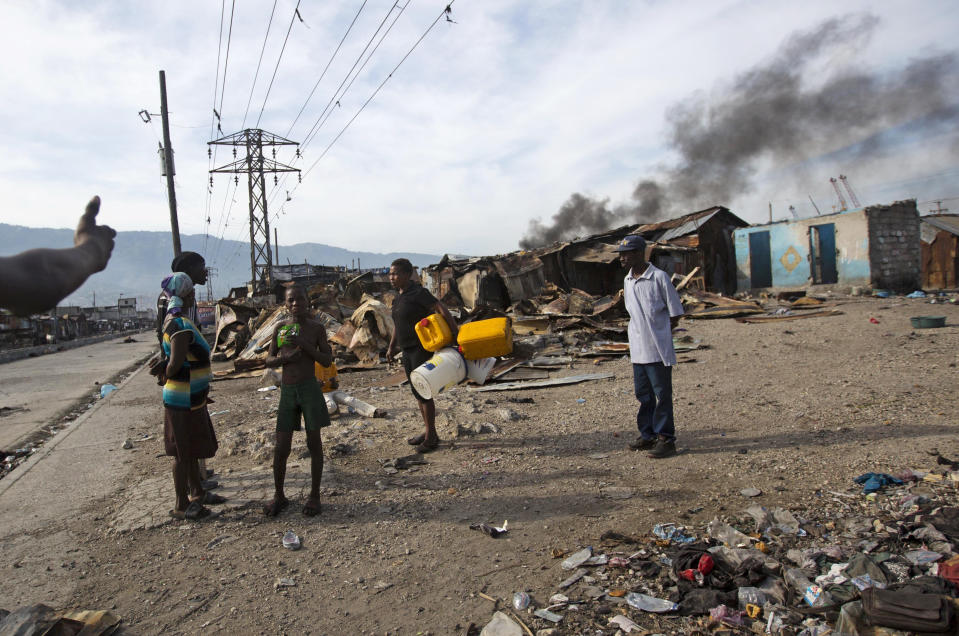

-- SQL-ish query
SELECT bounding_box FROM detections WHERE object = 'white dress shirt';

[623,263,685,365]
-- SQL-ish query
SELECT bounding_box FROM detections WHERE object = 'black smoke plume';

[520,13,959,249]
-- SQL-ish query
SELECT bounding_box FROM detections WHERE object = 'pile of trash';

[475,455,959,635]
[0,445,35,480]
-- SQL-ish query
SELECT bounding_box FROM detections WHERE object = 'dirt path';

[1,296,957,634]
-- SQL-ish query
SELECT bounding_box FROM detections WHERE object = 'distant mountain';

[0,224,441,308]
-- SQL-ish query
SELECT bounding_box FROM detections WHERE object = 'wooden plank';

[736,309,843,323]
[674,266,701,291]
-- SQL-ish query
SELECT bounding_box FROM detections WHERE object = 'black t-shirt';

[391,283,438,349]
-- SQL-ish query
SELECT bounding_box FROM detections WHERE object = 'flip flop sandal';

[263,497,289,517]
[183,500,212,520]
[406,433,426,446]
[415,439,440,454]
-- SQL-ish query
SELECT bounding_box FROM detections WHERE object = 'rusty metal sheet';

[497,367,550,381]
[513,317,550,335]
[570,243,620,264]
[471,372,615,392]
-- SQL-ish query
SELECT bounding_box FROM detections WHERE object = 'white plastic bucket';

[465,357,496,385]
[410,347,466,400]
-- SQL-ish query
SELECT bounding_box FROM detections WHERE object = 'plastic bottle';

[561,547,592,570]
[512,592,530,610]
[784,568,812,594]
[737,586,767,610]
[625,592,678,613]
[784,568,834,607]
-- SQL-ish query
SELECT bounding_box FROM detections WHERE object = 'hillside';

[0,224,441,307]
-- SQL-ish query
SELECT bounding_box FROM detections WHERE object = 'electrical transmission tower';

[205,267,217,301]
[209,129,300,293]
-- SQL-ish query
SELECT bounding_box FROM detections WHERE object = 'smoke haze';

[520,13,959,249]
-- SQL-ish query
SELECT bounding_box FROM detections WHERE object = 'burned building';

[422,206,747,310]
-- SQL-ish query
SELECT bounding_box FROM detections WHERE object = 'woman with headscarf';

[158,272,222,519]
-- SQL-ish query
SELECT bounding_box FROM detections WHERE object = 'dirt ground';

[3,295,958,635]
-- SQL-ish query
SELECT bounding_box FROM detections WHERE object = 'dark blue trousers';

[632,362,674,442]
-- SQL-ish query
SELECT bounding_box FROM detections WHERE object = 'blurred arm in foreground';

[0,196,116,316]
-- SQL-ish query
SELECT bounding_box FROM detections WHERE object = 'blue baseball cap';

[614,235,646,252]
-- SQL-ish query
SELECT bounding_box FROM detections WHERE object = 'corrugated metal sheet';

[570,243,620,264]
[655,210,719,242]
[922,215,959,237]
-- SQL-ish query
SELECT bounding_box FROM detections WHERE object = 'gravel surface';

[3,295,957,635]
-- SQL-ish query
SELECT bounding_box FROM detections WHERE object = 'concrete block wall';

[866,199,921,292]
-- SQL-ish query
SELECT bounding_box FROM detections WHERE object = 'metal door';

[810,224,838,284]
[748,231,772,288]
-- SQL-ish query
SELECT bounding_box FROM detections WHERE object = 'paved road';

[0,366,320,610]
[0,335,156,449]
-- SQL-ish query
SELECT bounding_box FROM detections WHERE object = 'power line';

[217,0,236,122]
[208,0,238,254]
[213,2,294,269]
[267,0,410,210]
[300,0,409,154]
[254,0,301,129]
[299,1,403,150]
[270,1,454,221]
[240,0,279,129]
[284,0,370,138]
[302,1,456,180]
[206,0,229,255]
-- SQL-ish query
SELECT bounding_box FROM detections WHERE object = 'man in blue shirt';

[616,235,685,458]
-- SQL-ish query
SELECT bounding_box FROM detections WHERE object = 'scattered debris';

[282,530,301,551]
[470,520,509,538]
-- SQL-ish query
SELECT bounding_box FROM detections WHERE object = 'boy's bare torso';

[271,317,328,384]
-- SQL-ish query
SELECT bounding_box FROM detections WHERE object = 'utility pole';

[209,129,300,293]
[158,70,181,257]
[275,228,279,267]
[768,202,773,224]
[929,201,950,214]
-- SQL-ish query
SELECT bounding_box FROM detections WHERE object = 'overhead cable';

[254,0,302,129]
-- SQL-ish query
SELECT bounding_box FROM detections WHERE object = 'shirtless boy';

[262,286,333,517]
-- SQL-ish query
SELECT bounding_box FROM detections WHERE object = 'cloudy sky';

[1,0,958,268]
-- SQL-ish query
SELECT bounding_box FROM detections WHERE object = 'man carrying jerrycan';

[616,235,685,459]
[386,258,459,454]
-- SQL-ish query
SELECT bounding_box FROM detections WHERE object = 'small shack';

[920,215,959,290]
[733,199,921,293]
[633,206,748,295]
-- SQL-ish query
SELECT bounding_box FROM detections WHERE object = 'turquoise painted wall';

[734,209,872,290]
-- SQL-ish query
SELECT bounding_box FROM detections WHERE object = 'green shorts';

[277,378,331,432]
